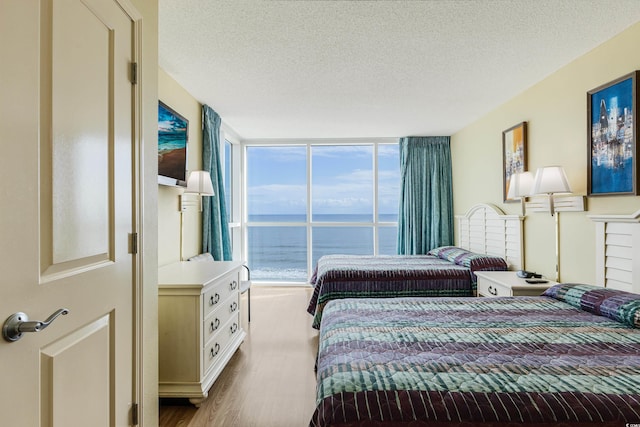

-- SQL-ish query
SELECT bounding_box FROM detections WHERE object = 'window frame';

[242,138,399,284]
[220,123,242,260]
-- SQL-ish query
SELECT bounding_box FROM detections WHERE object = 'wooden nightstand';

[475,271,557,297]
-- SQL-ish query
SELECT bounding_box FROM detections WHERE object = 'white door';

[0,0,140,426]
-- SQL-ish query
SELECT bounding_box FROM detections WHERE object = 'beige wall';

[452,22,640,284]
[158,69,204,266]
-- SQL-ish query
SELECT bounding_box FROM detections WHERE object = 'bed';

[310,211,640,427]
[307,248,509,329]
[311,286,640,427]
[307,204,523,329]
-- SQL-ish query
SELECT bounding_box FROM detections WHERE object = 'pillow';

[427,246,508,284]
[543,283,640,328]
[427,246,464,261]
[427,246,508,271]
[187,253,214,262]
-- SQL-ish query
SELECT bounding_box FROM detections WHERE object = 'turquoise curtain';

[397,136,453,254]
[202,105,232,260]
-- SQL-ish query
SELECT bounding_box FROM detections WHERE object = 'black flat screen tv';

[158,101,188,187]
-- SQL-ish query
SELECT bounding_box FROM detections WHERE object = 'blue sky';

[247,144,399,216]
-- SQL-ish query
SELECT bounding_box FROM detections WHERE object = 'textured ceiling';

[159,0,640,140]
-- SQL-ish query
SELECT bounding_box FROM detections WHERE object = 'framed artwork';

[502,121,527,202]
[587,71,639,196]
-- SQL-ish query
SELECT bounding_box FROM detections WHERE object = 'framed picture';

[158,101,189,187]
[502,121,527,202]
[587,71,639,196]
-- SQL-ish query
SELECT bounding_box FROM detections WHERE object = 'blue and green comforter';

[311,285,640,426]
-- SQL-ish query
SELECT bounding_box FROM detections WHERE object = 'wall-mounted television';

[158,101,188,187]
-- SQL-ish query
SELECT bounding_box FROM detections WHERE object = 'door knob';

[2,308,69,342]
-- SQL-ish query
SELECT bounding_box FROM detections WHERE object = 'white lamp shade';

[531,166,571,195]
[507,171,534,199]
[185,171,215,196]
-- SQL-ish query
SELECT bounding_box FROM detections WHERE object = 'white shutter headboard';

[456,203,524,270]
[590,209,640,294]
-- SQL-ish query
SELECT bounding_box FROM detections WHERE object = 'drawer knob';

[488,285,498,296]
[230,301,238,313]
[209,293,220,306]
[230,322,238,334]
[210,318,220,332]
[229,280,237,291]
[210,342,220,359]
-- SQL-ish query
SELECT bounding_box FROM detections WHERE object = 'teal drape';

[202,105,232,260]
[397,136,453,254]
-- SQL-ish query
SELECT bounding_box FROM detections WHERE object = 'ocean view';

[247,214,398,282]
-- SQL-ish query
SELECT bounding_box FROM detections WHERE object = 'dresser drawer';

[202,293,240,344]
[477,278,512,297]
[202,270,240,318]
[203,313,241,374]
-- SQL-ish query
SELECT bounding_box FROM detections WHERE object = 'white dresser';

[158,260,246,406]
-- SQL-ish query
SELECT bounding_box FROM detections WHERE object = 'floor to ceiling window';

[245,140,399,283]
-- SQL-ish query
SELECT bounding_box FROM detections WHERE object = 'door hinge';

[130,62,138,85]
[131,402,139,425]
[128,232,138,254]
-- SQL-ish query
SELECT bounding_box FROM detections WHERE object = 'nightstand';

[475,271,557,297]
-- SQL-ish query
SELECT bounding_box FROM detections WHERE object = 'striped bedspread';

[311,296,640,427]
[307,255,474,329]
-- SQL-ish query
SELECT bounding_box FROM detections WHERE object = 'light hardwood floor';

[159,286,318,427]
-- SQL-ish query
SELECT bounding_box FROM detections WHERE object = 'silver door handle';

[2,308,69,342]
